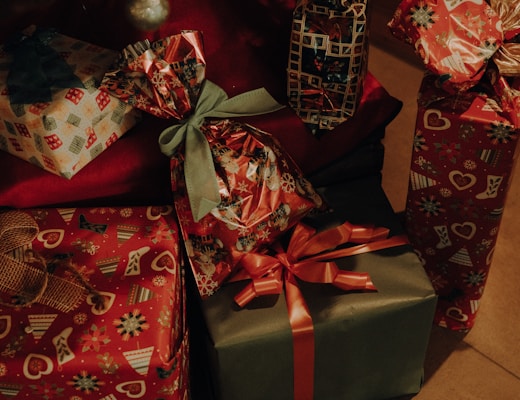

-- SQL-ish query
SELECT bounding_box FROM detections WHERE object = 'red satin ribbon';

[233,221,409,400]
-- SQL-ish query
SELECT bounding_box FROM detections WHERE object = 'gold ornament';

[125,0,170,31]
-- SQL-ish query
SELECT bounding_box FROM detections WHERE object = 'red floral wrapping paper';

[288,0,369,134]
[0,28,141,179]
[388,0,503,93]
[0,206,189,399]
[100,31,205,120]
[404,70,520,330]
[171,119,323,298]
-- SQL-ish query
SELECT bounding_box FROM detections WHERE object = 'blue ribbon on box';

[5,26,85,104]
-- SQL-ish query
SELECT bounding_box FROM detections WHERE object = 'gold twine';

[0,210,104,313]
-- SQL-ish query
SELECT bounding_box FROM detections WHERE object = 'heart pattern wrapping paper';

[404,71,520,331]
[0,206,189,399]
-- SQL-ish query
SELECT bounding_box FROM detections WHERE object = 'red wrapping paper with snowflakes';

[0,206,189,399]
[170,118,323,298]
[388,0,504,93]
[404,69,520,331]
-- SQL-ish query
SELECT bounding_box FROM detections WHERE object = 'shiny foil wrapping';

[388,0,504,93]
[101,30,205,119]
[171,119,323,298]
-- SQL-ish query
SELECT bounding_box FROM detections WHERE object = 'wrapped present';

[189,177,437,400]
[0,26,141,179]
[404,70,520,331]
[387,0,507,93]
[0,206,189,399]
[161,81,324,298]
[100,31,205,120]
[389,0,520,330]
[287,0,370,134]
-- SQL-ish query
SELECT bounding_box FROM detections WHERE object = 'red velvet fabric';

[0,0,401,208]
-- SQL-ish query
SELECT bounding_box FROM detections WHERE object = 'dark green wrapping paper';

[192,176,437,400]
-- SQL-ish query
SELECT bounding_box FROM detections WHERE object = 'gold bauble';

[125,0,170,31]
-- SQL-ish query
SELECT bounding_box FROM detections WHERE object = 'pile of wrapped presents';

[0,0,518,399]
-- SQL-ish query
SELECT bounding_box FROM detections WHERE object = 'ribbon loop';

[158,80,284,222]
[232,220,409,400]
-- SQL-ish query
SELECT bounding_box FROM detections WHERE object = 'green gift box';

[189,176,437,400]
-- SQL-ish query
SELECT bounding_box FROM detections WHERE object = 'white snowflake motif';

[257,229,271,241]
[135,94,149,109]
[152,275,167,287]
[151,71,168,89]
[463,159,477,170]
[196,273,218,297]
[119,208,134,218]
[409,2,437,29]
[280,172,296,193]
[439,187,452,198]
[237,181,250,193]
[238,226,250,236]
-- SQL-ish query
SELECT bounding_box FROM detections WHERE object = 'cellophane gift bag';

[389,0,520,330]
[0,26,141,178]
[158,78,324,298]
[287,0,370,134]
[0,206,189,399]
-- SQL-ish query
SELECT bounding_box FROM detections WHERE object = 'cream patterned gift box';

[0,27,141,178]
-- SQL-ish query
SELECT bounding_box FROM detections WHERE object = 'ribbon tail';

[184,126,221,222]
[207,87,285,118]
[285,271,314,400]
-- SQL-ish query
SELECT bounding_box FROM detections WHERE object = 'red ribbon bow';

[233,221,409,400]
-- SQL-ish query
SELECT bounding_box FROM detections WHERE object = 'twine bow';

[0,211,103,313]
[5,26,85,105]
[491,0,520,76]
[158,80,284,222]
[233,220,409,400]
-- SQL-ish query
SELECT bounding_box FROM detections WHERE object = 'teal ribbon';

[159,80,285,222]
[5,27,85,104]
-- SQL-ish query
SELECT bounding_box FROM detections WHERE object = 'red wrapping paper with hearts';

[390,0,520,330]
[404,71,520,331]
[0,206,189,399]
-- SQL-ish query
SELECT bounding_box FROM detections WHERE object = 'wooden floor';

[369,3,520,399]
